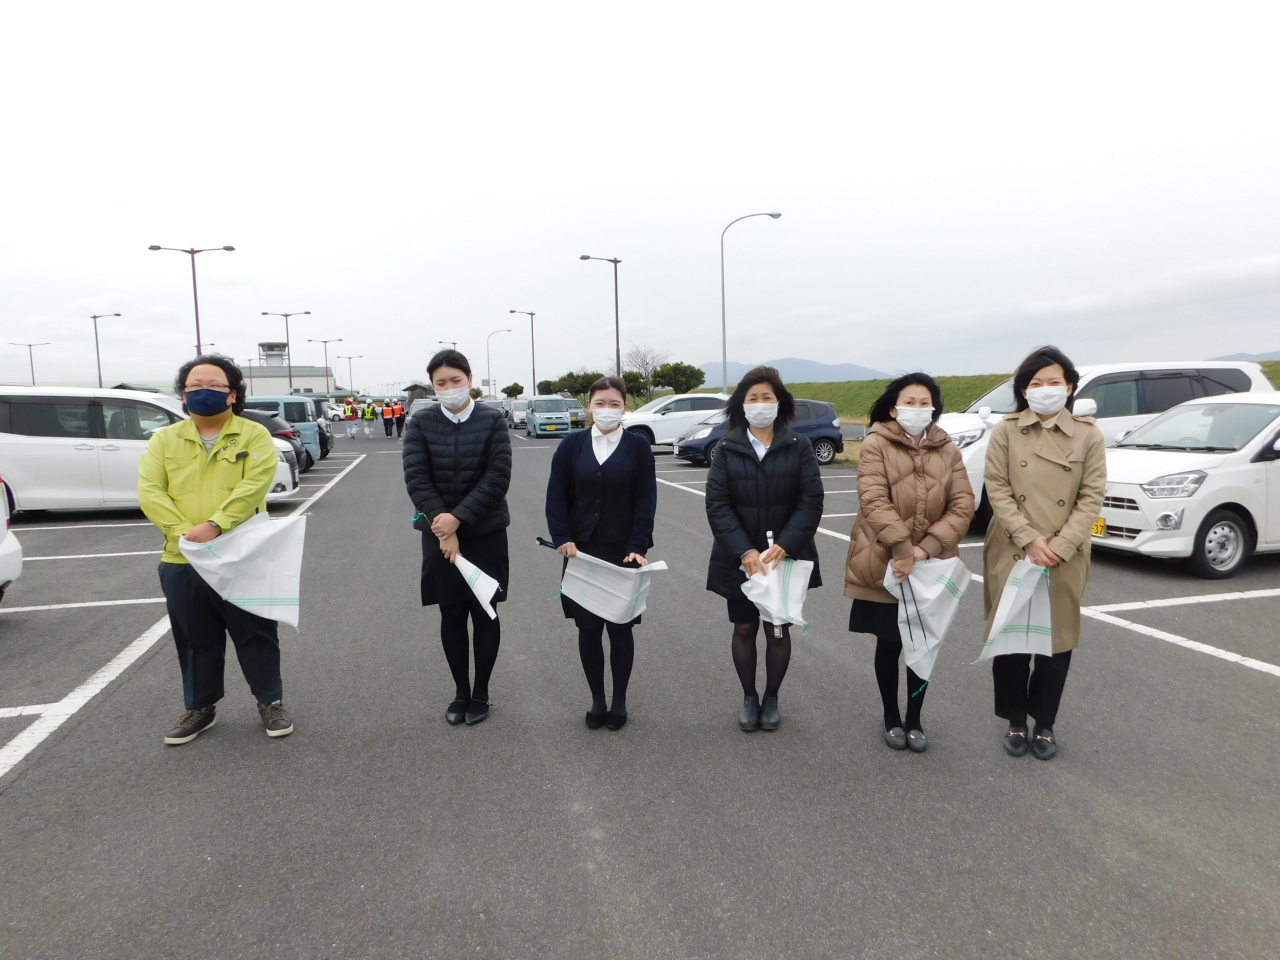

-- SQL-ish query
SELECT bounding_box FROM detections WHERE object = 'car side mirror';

[659,408,669,414]
[978,406,992,420]
[1272,437,1280,452]
[1073,398,1098,418]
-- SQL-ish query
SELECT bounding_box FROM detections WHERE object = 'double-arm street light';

[580,255,622,376]
[720,213,781,393]
[337,355,362,395]
[11,342,49,386]
[486,329,512,398]
[438,341,458,350]
[89,313,121,388]
[509,310,536,395]
[261,311,310,392]
[147,244,235,355]
[307,338,343,395]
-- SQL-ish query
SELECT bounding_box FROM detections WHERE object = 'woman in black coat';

[403,349,512,726]
[545,376,657,730]
[705,366,824,732]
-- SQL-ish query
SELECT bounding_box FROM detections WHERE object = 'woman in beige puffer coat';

[845,373,974,752]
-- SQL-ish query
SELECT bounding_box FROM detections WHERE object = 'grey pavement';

[0,429,1277,959]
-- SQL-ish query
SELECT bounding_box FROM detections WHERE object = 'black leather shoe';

[759,695,780,731]
[906,729,928,753]
[464,700,490,725]
[446,699,469,725]
[585,710,607,729]
[605,711,627,731]
[883,726,907,750]
[739,695,761,731]
[1003,725,1029,757]
[1031,727,1058,760]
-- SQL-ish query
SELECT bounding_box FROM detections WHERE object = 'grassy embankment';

[1263,361,1280,389]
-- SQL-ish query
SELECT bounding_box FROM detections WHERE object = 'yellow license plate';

[546,425,557,430]
[1091,517,1106,537]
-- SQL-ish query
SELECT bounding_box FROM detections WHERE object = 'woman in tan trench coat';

[846,373,974,753]
[983,346,1106,760]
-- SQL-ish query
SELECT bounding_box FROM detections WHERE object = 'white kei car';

[937,362,1273,525]
[1093,392,1280,578]
[621,394,730,446]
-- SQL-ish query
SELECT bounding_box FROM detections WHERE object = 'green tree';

[652,361,706,395]
[469,386,483,399]
[501,382,524,398]
[537,379,558,396]
[622,370,647,407]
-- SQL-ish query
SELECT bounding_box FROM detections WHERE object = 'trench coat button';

[1058,499,1065,506]
[1054,531,1060,536]
[1020,460,1027,467]
[1014,554,1022,560]
[1021,428,1029,434]
[1018,494,1026,501]
[1063,465,1071,471]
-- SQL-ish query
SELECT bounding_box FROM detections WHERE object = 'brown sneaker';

[165,707,217,745]
[258,701,294,738]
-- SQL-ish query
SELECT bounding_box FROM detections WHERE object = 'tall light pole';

[147,244,235,355]
[262,311,310,393]
[308,338,343,395]
[509,310,536,396]
[580,255,622,376]
[438,340,458,350]
[720,213,781,394]
[89,313,121,388]
[11,342,49,386]
[486,328,511,398]
[337,355,361,395]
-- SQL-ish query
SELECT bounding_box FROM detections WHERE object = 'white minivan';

[936,362,1273,525]
[0,387,298,511]
[622,394,730,446]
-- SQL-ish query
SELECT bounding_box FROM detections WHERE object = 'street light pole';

[509,311,536,396]
[89,313,121,388]
[337,355,362,396]
[486,328,512,398]
[720,213,781,394]
[11,342,49,386]
[580,255,623,376]
[262,311,310,393]
[438,341,458,350]
[308,338,343,395]
[147,245,235,354]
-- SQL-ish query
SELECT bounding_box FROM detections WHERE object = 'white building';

[245,342,341,396]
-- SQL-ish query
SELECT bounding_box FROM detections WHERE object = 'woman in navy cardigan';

[545,376,657,730]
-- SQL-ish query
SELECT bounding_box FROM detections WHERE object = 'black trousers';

[383,418,394,436]
[395,415,405,437]
[158,562,282,710]
[992,651,1072,729]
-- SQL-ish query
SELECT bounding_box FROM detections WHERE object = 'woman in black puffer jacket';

[403,349,511,726]
[705,366,824,732]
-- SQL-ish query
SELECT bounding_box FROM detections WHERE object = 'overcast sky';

[3,2,1279,393]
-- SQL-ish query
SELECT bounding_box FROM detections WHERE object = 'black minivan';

[673,398,845,465]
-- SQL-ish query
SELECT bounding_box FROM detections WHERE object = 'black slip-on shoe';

[739,695,761,731]
[906,729,928,753]
[465,700,490,725]
[258,702,294,738]
[1003,726,1029,757]
[1031,727,1058,760]
[446,699,469,725]
[164,707,216,745]
[883,726,907,750]
[585,710,607,729]
[605,711,627,731]
[759,695,780,731]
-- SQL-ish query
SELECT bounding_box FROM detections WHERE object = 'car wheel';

[628,427,654,445]
[319,443,330,460]
[971,487,993,535]
[813,438,836,465]
[299,449,315,472]
[704,441,718,466]
[1185,507,1252,579]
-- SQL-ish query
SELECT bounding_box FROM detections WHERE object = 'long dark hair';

[725,365,795,432]
[868,372,943,425]
[175,354,247,415]
[1013,345,1079,412]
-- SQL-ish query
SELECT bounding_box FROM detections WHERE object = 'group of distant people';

[137,343,1104,763]
[341,398,405,439]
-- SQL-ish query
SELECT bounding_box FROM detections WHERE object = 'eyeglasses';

[184,383,231,392]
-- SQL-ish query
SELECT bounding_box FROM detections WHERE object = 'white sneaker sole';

[164,716,216,745]
[265,722,294,738]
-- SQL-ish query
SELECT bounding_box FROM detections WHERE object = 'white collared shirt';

[443,398,475,424]
[748,431,770,461]
[592,424,624,464]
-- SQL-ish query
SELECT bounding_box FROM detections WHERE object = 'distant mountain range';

[700,357,889,386]
[1213,351,1280,362]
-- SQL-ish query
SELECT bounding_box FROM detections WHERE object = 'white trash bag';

[882,555,972,681]
[976,558,1054,661]
[561,550,669,624]
[454,553,500,620]
[740,557,815,629]
[179,512,307,628]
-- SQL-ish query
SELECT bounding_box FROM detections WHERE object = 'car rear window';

[282,401,311,421]
[0,398,93,438]
[691,397,724,411]
[1199,368,1252,395]
[1141,372,1199,414]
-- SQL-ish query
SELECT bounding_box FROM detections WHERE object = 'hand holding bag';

[976,558,1053,661]
[882,556,972,681]
[178,512,307,628]
[561,550,668,624]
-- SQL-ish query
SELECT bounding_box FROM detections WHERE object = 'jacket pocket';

[163,455,201,496]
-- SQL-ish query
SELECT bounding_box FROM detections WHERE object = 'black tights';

[732,620,791,699]
[874,630,928,732]
[439,598,501,702]
[577,616,635,714]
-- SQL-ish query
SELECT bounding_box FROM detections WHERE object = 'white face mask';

[894,406,934,437]
[1024,385,1070,416]
[743,403,778,428]
[591,407,624,431]
[435,385,472,410]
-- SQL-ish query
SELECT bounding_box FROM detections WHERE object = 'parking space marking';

[822,513,858,518]
[0,616,171,781]
[26,551,162,561]
[0,704,54,718]
[0,598,165,614]
[1081,609,1280,677]
[12,522,155,532]
[1090,587,1280,613]
[289,454,367,516]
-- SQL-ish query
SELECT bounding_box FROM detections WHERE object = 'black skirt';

[848,597,899,636]
[560,539,643,627]
[420,528,510,608]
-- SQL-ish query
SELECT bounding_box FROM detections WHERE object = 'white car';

[0,387,298,511]
[506,399,529,428]
[937,362,1273,524]
[622,393,730,445]
[0,474,22,603]
[1093,392,1280,578]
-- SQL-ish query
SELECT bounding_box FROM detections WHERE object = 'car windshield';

[533,398,567,412]
[1116,402,1280,451]
[965,379,1018,414]
[514,401,528,410]
[566,399,583,410]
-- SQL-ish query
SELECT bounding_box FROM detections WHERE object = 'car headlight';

[949,428,985,449]
[277,450,286,462]
[1141,470,1206,498]
[686,426,714,441]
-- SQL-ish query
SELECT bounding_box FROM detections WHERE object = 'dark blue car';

[673,398,845,465]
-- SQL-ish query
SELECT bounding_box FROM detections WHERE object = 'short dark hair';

[726,365,795,432]
[868,372,943,425]
[587,376,626,402]
[1012,345,1079,412]
[427,349,472,379]
[175,354,247,415]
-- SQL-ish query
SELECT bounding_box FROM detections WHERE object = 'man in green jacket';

[139,355,295,745]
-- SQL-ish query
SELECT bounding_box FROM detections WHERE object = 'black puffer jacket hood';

[403,403,511,537]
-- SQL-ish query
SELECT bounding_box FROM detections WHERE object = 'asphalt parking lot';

[0,427,1277,959]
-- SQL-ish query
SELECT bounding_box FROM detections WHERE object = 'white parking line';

[1081,609,1280,677]
[289,454,366,516]
[26,551,161,561]
[1090,587,1280,612]
[0,704,52,718]
[12,522,155,532]
[0,616,171,781]
[822,513,858,518]
[0,598,165,614]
